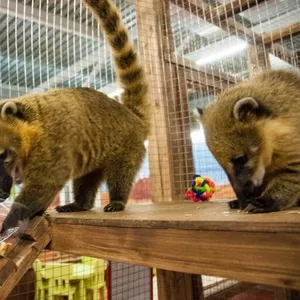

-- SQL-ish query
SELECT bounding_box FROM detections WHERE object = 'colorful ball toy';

[185,174,216,202]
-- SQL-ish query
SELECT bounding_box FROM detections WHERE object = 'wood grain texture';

[48,202,300,289]
[169,0,261,44]
[135,0,174,202]
[47,201,300,233]
[157,270,204,300]
[210,0,266,21]
[0,217,51,300]
[263,22,300,44]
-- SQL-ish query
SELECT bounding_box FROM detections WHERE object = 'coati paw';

[55,203,89,213]
[104,201,125,212]
[228,199,240,209]
[1,203,30,233]
[241,196,280,214]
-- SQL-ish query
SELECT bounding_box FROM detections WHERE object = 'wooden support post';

[247,45,270,77]
[135,1,202,298]
[157,270,204,300]
[135,0,194,200]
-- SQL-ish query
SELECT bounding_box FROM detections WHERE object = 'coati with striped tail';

[0,0,150,231]
[195,69,300,213]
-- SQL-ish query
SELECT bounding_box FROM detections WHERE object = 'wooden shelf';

[47,201,300,289]
[0,217,51,299]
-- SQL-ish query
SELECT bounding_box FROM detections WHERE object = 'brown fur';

[196,69,300,213]
[0,0,150,231]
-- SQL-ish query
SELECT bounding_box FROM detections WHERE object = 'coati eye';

[231,154,248,166]
[0,150,8,161]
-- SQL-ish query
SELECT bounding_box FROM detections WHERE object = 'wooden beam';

[48,202,300,289]
[268,44,298,67]
[136,0,195,200]
[170,0,261,44]
[263,22,300,45]
[170,0,265,22]
[0,217,51,299]
[247,45,270,76]
[135,0,173,201]
[209,0,267,22]
[157,270,204,300]
[170,1,299,70]
[165,54,237,89]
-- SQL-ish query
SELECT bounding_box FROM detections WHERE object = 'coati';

[0,0,150,231]
[195,69,300,213]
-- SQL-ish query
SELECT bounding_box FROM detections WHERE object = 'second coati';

[0,0,150,231]
[195,69,300,213]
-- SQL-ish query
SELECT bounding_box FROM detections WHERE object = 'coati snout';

[195,69,300,213]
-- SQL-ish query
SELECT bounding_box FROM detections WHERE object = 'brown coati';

[0,0,150,231]
[195,69,300,213]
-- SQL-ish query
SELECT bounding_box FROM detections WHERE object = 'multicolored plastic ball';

[185,174,216,202]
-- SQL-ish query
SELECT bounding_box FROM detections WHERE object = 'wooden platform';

[0,217,51,300]
[47,200,300,289]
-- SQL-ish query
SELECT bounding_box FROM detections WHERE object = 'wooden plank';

[0,217,51,299]
[268,44,298,67]
[165,54,237,87]
[166,65,195,197]
[135,0,173,201]
[0,258,17,285]
[132,2,201,295]
[263,22,300,45]
[49,217,300,289]
[157,270,204,300]
[211,0,266,21]
[136,0,196,200]
[247,44,270,76]
[47,201,300,233]
[169,0,261,44]
[161,0,195,198]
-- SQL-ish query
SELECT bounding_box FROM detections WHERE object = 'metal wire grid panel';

[1,0,300,299]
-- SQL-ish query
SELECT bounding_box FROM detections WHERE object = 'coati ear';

[233,97,260,121]
[1,102,18,120]
[193,107,204,123]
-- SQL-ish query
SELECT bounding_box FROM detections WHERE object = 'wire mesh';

[0,0,300,299]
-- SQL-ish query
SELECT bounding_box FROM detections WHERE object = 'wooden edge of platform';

[49,222,300,290]
[46,202,300,233]
[0,217,51,300]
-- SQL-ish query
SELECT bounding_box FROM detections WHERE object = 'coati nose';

[241,180,255,198]
[234,180,255,200]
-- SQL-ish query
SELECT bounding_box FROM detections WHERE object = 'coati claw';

[240,197,280,214]
[104,202,125,212]
[1,203,30,233]
[242,204,260,213]
[228,199,240,209]
[55,203,89,213]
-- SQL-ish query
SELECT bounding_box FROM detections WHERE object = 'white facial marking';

[250,146,259,153]
[251,159,265,187]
